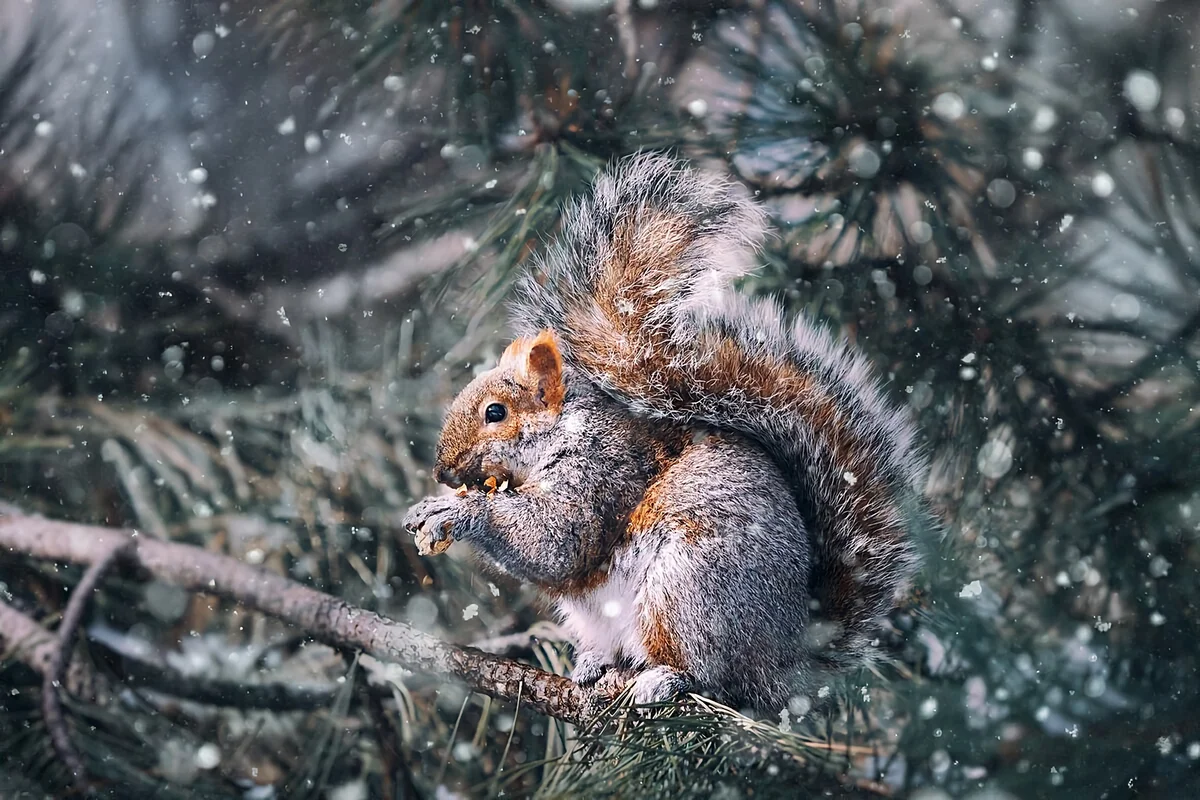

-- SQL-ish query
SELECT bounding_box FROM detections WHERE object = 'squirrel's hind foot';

[630,665,692,706]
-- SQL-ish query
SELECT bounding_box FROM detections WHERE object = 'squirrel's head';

[432,329,566,490]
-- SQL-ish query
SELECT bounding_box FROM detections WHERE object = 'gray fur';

[406,375,673,586]
[513,153,926,669]
[407,153,930,714]
[406,376,815,712]
[615,432,813,711]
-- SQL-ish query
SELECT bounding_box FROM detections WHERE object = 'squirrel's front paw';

[403,496,461,555]
[570,650,613,686]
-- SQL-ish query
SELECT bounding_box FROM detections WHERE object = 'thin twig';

[438,694,470,789]
[0,601,100,702]
[42,538,132,794]
[614,0,640,82]
[360,677,419,800]
[491,681,523,796]
[99,439,168,537]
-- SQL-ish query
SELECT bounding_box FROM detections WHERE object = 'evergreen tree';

[1,0,1198,796]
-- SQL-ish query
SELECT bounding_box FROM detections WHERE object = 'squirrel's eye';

[484,403,507,424]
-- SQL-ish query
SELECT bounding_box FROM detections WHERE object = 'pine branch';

[0,600,101,703]
[42,538,132,793]
[0,510,610,727]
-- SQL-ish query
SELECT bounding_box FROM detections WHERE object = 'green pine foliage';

[2,0,1200,797]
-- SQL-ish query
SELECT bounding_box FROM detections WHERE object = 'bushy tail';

[512,153,927,668]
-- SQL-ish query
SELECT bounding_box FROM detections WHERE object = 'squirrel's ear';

[524,330,565,410]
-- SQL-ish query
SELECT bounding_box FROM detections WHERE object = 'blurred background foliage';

[2,0,1200,797]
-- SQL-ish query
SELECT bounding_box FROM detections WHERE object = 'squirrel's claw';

[403,495,461,556]
[570,650,612,686]
[630,665,691,706]
[402,496,461,544]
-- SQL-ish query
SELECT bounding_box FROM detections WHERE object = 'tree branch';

[0,511,608,726]
[0,600,102,702]
[43,538,131,793]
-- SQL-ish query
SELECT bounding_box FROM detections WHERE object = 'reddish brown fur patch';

[499,330,565,413]
[628,449,712,546]
[620,424,691,533]
[561,215,697,406]
[627,487,665,537]
[641,602,687,670]
[539,567,611,599]
[526,330,565,411]
[596,212,696,327]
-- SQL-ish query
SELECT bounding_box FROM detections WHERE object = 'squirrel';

[403,153,929,712]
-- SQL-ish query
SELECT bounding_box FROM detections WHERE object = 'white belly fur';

[553,542,655,667]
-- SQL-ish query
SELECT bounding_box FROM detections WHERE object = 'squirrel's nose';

[433,465,461,488]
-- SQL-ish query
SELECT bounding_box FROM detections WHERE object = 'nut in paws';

[403,496,458,556]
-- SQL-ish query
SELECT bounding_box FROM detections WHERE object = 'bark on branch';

[0,511,607,726]
[0,600,102,701]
